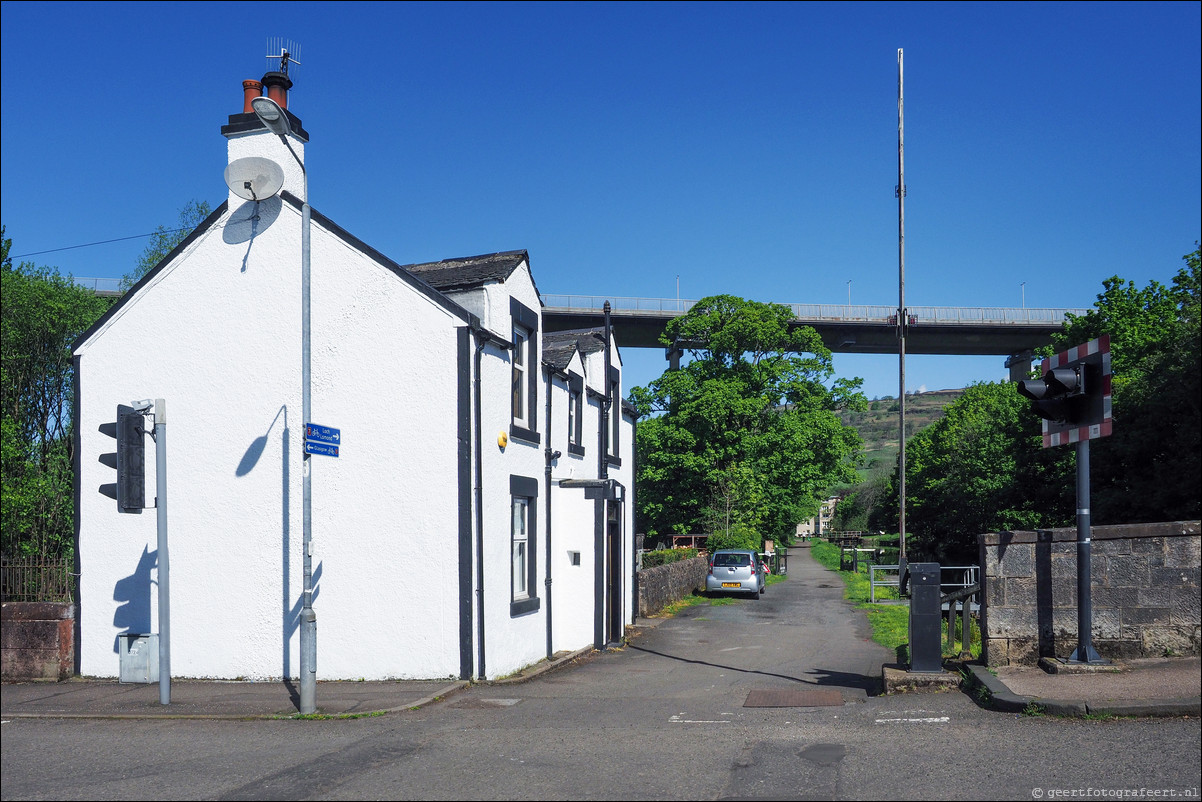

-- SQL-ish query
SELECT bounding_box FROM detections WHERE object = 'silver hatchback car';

[705,549,766,598]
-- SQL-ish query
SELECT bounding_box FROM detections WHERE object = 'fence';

[0,557,73,602]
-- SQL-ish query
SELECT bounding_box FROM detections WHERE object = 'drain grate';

[744,688,845,707]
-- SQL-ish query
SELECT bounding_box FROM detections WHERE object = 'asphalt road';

[3,549,1199,801]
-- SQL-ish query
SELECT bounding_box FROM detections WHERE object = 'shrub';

[641,547,699,568]
[706,522,760,552]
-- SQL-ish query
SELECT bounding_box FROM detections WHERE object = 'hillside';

[842,389,964,473]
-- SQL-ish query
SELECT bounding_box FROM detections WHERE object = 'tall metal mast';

[896,48,908,568]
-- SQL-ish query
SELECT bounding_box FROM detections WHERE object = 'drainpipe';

[469,320,512,681]
[472,327,487,681]
[601,302,612,482]
[544,366,560,661]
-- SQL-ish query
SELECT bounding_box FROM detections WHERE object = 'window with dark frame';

[567,373,584,455]
[510,298,540,444]
[512,327,528,426]
[512,496,530,600]
[509,474,540,616]
[607,367,621,465]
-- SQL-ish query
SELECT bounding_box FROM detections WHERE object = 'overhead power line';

[10,228,192,260]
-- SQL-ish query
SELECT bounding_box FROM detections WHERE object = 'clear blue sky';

[3,1,1198,399]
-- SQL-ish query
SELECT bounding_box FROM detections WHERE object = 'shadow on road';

[626,644,883,696]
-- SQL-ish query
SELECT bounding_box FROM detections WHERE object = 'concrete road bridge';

[75,277,1085,377]
[541,294,1088,377]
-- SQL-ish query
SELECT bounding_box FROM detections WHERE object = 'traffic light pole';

[154,399,171,704]
[1071,440,1102,663]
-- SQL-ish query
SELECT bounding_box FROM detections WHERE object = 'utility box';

[907,563,943,673]
[118,633,159,684]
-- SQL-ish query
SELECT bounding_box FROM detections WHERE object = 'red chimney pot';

[242,80,263,114]
[260,71,293,110]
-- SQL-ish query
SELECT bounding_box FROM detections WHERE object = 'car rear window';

[712,553,750,567]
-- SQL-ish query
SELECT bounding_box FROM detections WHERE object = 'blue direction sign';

[305,441,339,458]
[305,424,340,445]
[305,423,341,457]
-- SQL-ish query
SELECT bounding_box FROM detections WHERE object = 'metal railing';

[542,294,1089,326]
[75,279,1089,326]
[869,563,980,605]
[1,557,73,602]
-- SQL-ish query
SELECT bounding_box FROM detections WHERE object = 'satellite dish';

[224,157,285,201]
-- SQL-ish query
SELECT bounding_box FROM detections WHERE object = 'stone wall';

[638,556,709,617]
[979,521,1200,667]
[1,602,75,680]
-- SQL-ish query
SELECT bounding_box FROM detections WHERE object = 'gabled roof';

[403,250,530,293]
[542,327,608,373]
[74,193,477,353]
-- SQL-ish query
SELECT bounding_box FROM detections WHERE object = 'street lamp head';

[251,96,291,138]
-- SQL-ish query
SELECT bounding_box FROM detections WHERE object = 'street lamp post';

[251,95,316,715]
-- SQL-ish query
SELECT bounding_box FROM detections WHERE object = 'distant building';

[795,497,839,539]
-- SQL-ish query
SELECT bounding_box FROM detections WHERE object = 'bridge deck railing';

[73,277,1088,326]
[540,295,1088,325]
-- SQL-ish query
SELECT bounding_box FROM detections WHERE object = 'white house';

[72,70,635,682]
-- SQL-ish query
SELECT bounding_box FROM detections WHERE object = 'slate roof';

[403,250,530,292]
[543,328,607,373]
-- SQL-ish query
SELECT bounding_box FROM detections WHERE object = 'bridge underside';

[543,310,1057,358]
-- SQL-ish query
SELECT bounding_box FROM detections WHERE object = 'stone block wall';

[638,556,708,617]
[979,521,1200,666]
[1,602,75,680]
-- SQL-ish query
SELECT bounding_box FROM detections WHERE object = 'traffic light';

[1016,336,1112,448]
[1016,366,1085,423]
[116,404,146,512]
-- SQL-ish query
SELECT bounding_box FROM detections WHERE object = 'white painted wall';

[470,262,550,679]
[547,353,599,649]
[76,200,467,680]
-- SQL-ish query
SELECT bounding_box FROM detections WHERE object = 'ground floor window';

[512,497,529,600]
[509,474,540,616]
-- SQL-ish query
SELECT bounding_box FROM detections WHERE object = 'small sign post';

[305,424,340,457]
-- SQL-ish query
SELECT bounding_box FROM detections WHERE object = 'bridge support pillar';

[1005,351,1034,382]
[666,344,681,371]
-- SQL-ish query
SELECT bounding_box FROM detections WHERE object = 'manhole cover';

[744,688,845,707]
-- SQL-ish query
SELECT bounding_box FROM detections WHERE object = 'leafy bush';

[641,547,699,568]
[706,522,760,552]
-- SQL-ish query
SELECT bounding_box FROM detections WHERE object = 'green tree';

[875,381,1074,563]
[120,199,212,290]
[1048,246,1201,523]
[630,295,865,546]
[1,227,112,558]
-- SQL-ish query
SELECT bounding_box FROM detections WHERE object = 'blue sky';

[3,1,1198,399]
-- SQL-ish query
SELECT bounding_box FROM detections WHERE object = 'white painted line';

[670,713,731,724]
[875,716,950,723]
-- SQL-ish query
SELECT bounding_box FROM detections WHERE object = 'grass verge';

[810,540,980,660]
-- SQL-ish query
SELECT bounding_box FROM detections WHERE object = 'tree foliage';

[872,244,1201,563]
[120,199,212,290]
[870,381,1074,563]
[1,227,112,558]
[1048,245,1201,523]
[631,295,865,546]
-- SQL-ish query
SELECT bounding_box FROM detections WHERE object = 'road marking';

[875,716,950,723]
[670,713,731,724]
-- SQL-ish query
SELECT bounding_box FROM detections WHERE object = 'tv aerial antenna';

[266,38,302,76]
